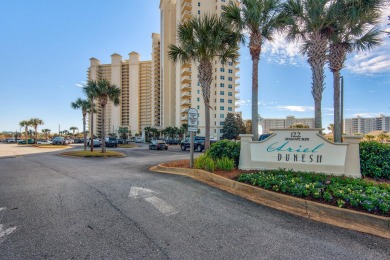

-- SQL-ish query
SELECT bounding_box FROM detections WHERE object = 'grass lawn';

[61,150,125,157]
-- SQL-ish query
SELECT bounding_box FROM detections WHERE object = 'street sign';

[187,108,199,127]
[188,126,198,132]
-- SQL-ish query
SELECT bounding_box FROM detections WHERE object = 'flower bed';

[237,170,390,217]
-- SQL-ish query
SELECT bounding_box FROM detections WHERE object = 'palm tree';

[69,127,78,136]
[19,120,31,142]
[42,129,51,140]
[144,126,152,142]
[169,14,239,150]
[71,98,92,151]
[29,118,44,144]
[222,0,287,140]
[83,80,98,152]
[282,0,337,129]
[328,0,383,142]
[118,126,129,141]
[88,78,120,153]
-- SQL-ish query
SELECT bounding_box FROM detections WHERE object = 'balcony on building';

[182,10,192,20]
[181,91,191,98]
[181,83,191,91]
[235,89,240,94]
[181,76,191,85]
[181,1,191,12]
[181,100,191,106]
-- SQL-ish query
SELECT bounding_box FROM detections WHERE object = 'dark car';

[149,140,168,150]
[52,137,67,145]
[165,139,181,145]
[87,139,101,147]
[105,137,118,147]
[180,136,217,152]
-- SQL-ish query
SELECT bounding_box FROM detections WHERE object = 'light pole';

[340,76,344,142]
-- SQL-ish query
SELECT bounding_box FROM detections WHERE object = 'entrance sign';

[187,108,198,132]
[239,129,362,178]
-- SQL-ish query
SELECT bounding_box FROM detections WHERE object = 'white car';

[37,140,53,144]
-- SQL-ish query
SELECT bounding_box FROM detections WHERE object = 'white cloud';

[262,33,304,66]
[275,105,314,112]
[75,84,83,88]
[75,81,86,88]
[236,99,251,106]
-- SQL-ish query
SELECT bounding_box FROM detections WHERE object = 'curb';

[150,164,390,239]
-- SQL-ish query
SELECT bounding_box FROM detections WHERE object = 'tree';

[289,123,309,128]
[29,118,44,144]
[83,80,97,152]
[144,126,152,142]
[376,132,388,143]
[283,0,337,129]
[222,0,287,140]
[328,0,383,142]
[168,14,239,150]
[118,127,129,140]
[88,78,121,153]
[71,98,92,151]
[327,123,334,132]
[221,113,246,140]
[69,127,78,136]
[42,129,51,140]
[364,134,375,141]
[245,120,252,134]
[19,120,31,142]
[181,123,188,140]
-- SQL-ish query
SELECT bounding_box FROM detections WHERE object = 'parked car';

[135,137,142,143]
[52,137,67,145]
[105,137,118,147]
[6,138,16,143]
[18,139,35,144]
[165,139,181,145]
[180,136,217,152]
[87,139,101,147]
[149,140,168,150]
[37,140,52,144]
[117,139,125,144]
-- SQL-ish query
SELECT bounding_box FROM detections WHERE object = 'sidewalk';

[0,143,70,158]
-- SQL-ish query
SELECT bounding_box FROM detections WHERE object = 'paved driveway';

[0,143,389,259]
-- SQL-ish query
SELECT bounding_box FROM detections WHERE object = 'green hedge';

[207,140,240,167]
[360,141,390,180]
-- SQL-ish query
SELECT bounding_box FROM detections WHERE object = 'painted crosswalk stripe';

[145,196,178,216]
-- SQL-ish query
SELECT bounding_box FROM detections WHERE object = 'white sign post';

[187,108,198,167]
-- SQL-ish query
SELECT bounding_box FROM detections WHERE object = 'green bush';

[215,157,235,171]
[237,170,390,216]
[194,154,215,172]
[360,141,390,180]
[206,140,240,167]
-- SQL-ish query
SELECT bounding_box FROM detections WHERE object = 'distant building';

[259,116,315,133]
[344,114,390,135]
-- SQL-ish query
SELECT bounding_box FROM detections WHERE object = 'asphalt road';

[0,143,389,259]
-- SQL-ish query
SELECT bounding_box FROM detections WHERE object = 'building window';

[220,83,225,88]
[228,61,233,66]
[220,122,225,126]
[220,98,224,103]
[197,82,200,86]
[220,129,223,133]
[228,69,233,74]
[220,68,225,72]
[228,92,232,96]
[228,77,233,81]
[220,91,224,95]
[198,10,200,14]
[220,76,225,80]
[197,90,200,94]
[228,99,232,104]
[228,107,232,111]
[198,2,200,6]
[197,105,200,109]
[228,84,233,89]
[220,114,225,118]
[220,106,225,110]
[197,97,200,102]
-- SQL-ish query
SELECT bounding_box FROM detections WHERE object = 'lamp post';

[340,76,344,142]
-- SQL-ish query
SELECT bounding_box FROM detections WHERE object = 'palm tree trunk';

[101,105,106,153]
[83,115,87,151]
[198,59,213,150]
[251,56,259,140]
[90,99,94,152]
[333,70,341,142]
[205,104,210,150]
[34,126,38,144]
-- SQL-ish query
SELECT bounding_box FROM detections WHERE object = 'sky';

[0,0,389,134]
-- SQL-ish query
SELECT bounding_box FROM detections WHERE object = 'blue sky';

[1,0,389,134]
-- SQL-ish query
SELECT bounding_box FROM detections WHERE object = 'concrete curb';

[150,164,390,239]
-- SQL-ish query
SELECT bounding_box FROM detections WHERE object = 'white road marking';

[0,224,17,238]
[129,186,178,216]
[129,186,156,198]
[145,196,179,216]
[0,208,5,212]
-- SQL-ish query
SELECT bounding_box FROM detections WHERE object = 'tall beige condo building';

[88,1,240,139]
[160,0,240,139]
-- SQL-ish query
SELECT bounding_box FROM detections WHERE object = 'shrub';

[206,140,240,167]
[360,141,390,180]
[215,157,235,171]
[194,154,215,172]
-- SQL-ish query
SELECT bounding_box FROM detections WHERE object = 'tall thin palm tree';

[29,118,44,144]
[89,78,121,153]
[19,120,31,143]
[222,0,287,140]
[69,127,78,136]
[71,98,92,150]
[168,14,239,150]
[328,0,383,142]
[83,80,98,152]
[42,129,51,140]
[282,0,337,129]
